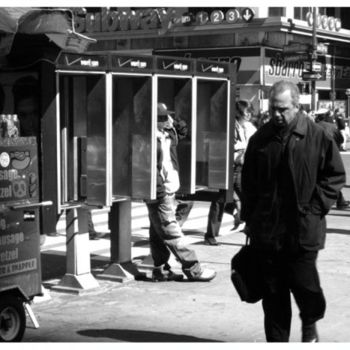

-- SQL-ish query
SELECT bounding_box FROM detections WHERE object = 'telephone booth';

[109,53,155,201]
[56,52,111,209]
[154,55,195,194]
[194,59,232,192]
[54,52,111,291]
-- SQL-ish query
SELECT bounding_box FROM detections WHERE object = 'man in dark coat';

[241,80,345,342]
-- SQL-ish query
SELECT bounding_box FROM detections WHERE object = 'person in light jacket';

[145,103,216,282]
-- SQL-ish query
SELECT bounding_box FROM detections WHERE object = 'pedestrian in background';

[335,108,347,151]
[145,102,216,282]
[203,100,257,246]
[315,109,350,210]
[241,80,345,342]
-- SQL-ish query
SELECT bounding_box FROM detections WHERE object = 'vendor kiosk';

[0,136,51,341]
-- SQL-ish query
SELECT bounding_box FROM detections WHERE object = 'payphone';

[109,54,155,201]
[56,52,111,209]
[194,59,231,191]
[154,55,195,194]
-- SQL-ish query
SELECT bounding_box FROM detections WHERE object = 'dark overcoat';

[241,112,346,251]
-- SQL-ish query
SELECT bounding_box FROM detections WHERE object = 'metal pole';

[331,45,335,111]
[311,7,318,111]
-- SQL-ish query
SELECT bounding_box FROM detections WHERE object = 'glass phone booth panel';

[111,74,154,200]
[196,78,229,190]
[58,73,108,207]
[157,76,194,194]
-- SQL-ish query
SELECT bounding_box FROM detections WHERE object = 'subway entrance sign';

[302,71,325,81]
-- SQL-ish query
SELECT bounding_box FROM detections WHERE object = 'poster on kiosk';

[55,52,111,210]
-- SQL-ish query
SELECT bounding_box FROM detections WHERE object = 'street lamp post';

[311,7,318,111]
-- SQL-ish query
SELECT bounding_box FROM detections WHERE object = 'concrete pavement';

[21,188,350,343]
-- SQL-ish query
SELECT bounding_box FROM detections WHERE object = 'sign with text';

[302,71,326,81]
[0,138,38,204]
[0,207,41,297]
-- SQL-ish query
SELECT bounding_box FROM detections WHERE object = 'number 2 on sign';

[210,10,224,24]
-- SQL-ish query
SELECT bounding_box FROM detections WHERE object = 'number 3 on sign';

[210,10,224,24]
[226,9,240,24]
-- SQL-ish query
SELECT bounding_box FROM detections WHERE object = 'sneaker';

[302,323,319,342]
[231,222,246,232]
[188,268,216,282]
[152,268,184,282]
[204,237,219,246]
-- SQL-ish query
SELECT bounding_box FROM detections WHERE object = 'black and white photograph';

[0,2,350,345]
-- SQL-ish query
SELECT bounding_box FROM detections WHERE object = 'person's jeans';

[146,194,202,278]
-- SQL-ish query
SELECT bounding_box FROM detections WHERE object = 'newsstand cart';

[0,136,51,342]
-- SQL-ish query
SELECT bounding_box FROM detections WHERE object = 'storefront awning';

[0,7,96,56]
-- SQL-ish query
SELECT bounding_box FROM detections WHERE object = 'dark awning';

[0,7,96,56]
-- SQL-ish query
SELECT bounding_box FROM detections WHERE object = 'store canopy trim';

[0,7,96,56]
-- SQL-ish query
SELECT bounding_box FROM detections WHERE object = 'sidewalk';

[22,189,350,342]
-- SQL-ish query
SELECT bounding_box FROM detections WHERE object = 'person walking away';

[231,100,257,232]
[241,80,345,342]
[145,102,216,282]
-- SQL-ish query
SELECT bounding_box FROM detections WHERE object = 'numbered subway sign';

[210,10,224,24]
[196,11,209,25]
[226,9,240,24]
[241,8,255,23]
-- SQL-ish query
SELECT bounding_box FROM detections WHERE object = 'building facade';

[74,6,350,115]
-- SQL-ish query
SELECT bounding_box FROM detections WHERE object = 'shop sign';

[265,56,304,85]
[306,12,342,32]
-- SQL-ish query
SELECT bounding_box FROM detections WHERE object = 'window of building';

[294,7,310,21]
[268,7,285,17]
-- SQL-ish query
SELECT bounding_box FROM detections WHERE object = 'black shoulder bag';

[230,236,263,303]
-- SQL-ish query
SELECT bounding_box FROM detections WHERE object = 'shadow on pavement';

[328,211,350,217]
[326,228,350,235]
[77,328,219,342]
[41,250,113,281]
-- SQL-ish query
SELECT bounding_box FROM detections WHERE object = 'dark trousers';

[175,200,193,227]
[336,190,347,207]
[205,190,226,239]
[260,249,326,342]
[205,165,243,238]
